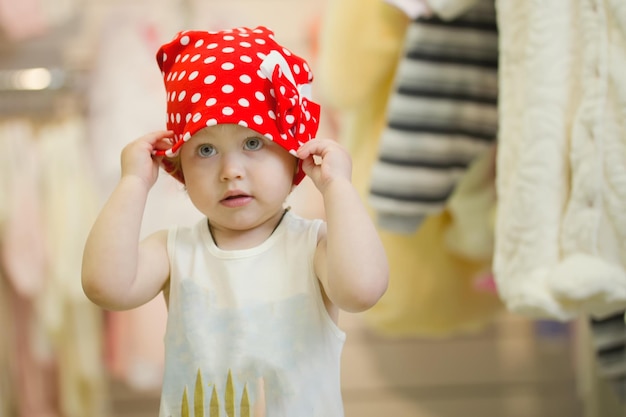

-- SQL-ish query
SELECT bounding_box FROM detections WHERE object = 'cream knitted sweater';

[494,0,626,319]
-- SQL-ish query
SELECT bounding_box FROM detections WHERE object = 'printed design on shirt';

[174,368,266,417]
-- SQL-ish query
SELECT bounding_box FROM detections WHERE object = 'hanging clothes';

[85,4,197,391]
[589,312,626,402]
[368,0,498,233]
[316,0,410,199]
[0,0,81,41]
[363,144,502,337]
[0,0,47,40]
[0,120,47,301]
[576,318,626,417]
[317,0,502,337]
[36,117,107,417]
[493,0,626,319]
[0,119,58,417]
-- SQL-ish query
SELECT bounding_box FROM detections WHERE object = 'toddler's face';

[179,124,297,232]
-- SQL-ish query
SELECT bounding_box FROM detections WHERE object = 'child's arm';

[82,130,173,311]
[297,139,389,313]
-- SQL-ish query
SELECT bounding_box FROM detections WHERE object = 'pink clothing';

[1,122,46,298]
[0,0,46,40]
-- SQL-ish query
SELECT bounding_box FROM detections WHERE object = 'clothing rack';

[0,67,69,92]
[0,67,87,117]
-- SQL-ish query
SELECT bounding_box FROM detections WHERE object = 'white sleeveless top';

[160,211,346,417]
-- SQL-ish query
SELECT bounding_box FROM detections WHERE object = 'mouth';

[220,191,253,208]
[221,190,250,200]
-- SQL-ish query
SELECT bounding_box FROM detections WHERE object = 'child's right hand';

[120,130,174,188]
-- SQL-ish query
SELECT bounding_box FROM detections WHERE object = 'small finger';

[297,138,328,158]
[153,137,175,151]
[145,130,174,144]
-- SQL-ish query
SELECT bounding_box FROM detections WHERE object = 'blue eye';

[244,137,263,151]
[197,144,216,157]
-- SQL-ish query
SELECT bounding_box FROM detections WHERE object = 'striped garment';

[590,312,626,402]
[369,0,498,233]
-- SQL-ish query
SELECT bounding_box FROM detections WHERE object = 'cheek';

[253,156,292,190]
[272,161,299,195]
[180,156,211,182]
[278,157,299,186]
[185,178,220,211]
[282,155,298,179]
[181,165,213,196]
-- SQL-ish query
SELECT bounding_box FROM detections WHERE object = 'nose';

[219,152,245,181]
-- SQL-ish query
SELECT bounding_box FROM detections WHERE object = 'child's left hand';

[296,138,352,193]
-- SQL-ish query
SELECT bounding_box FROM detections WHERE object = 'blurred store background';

[1,0,625,416]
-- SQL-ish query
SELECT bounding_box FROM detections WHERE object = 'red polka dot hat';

[154,26,321,184]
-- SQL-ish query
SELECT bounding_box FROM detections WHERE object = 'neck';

[208,207,289,250]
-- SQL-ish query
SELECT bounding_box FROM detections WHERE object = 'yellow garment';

[317,0,502,337]
[316,0,409,162]
[445,145,497,262]
[364,146,503,338]
[365,212,502,338]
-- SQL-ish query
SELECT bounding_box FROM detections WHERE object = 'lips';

[220,190,253,208]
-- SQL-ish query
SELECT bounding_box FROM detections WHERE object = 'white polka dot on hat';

[154,26,321,184]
